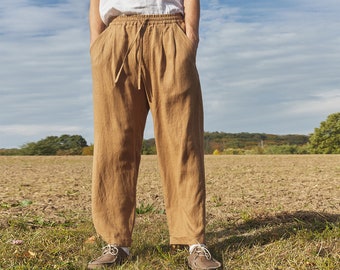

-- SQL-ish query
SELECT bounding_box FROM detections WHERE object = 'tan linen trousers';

[90,14,206,247]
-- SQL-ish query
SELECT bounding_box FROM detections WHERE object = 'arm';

[89,0,106,47]
[183,0,200,50]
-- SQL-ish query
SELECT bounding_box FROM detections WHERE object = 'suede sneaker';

[88,244,129,269]
[187,245,222,270]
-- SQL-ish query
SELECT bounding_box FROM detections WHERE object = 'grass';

[0,155,339,269]
[0,210,338,269]
[210,212,339,270]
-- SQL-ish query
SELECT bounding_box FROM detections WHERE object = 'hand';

[90,35,99,48]
[186,31,199,51]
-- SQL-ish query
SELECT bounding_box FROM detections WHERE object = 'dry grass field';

[0,155,339,269]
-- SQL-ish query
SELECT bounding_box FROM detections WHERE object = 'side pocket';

[90,26,110,54]
[174,21,196,52]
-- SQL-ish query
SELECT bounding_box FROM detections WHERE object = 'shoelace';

[102,244,119,256]
[194,245,212,260]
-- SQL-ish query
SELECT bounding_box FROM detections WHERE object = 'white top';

[100,0,184,25]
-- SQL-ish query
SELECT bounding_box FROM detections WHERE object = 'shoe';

[187,245,222,270]
[88,244,129,269]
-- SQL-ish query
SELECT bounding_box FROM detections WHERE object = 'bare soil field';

[0,155,339,269]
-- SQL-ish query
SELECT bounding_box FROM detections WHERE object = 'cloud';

[1,0,340,148]
[284,89,340,116]
[0,124,82,136]
[197,0,340,134]
[0,1,92,147]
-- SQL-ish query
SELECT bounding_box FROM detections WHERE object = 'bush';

[82,145,94,156]
[222,148,246,155]
[213,149,221,155]
[264,145,309,154]
[0,148,21,155]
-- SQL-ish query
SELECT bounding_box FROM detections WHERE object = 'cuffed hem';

[103,237,132,247]
[170,235,206,246]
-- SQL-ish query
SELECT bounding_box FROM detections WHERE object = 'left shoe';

[87,244,129,269]
[187,245,222,270]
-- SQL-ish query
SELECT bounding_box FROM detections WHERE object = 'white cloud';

[0,1,92,147]
[0,124,82,136]
[1,0,340,147]
[198,0,340,134]
[284,89,340,116]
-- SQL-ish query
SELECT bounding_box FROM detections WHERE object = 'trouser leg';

[90,21,149,246]
[144,16,206,245]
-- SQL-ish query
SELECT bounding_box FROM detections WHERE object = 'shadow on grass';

[207,210,339,260]
[126,211,339,269]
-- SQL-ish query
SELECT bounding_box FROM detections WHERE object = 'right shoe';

[87,244,129,269]
[187,245,222,270]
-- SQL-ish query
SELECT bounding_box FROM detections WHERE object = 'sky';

[1,0,340,148]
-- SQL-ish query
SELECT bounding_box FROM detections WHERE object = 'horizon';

[1,130,312,150]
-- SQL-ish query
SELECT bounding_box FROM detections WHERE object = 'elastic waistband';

[109,13,184,25]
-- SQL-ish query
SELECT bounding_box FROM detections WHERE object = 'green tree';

[21,136,60,155]
[35,136,60,155]
[20,134,88,155]
[57,134,88,155]
[309,112,340,154]
[19,142,37,155]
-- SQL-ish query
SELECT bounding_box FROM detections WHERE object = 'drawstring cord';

[115,19,148,90]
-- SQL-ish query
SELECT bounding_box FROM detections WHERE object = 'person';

[88,0,222,269]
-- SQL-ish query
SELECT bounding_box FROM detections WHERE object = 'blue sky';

[1,0,340,148]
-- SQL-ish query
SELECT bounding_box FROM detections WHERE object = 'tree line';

[145,112,339,154]
[0,135,89,156]
[1,112,339,155]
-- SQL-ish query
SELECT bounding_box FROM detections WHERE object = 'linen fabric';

[90,14,206,246]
